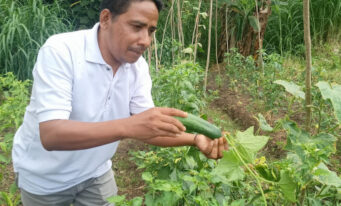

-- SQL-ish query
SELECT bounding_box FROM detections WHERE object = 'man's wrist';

[193,133,199,146]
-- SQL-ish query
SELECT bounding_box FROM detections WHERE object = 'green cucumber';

[175,113,222,139]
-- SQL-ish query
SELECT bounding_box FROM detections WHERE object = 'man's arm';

[39,107,186,151]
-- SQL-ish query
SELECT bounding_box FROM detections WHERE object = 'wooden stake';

[303,0,312,131]
[204,0,213,91]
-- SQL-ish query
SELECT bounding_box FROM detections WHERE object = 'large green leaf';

[282,121,336,159]
[236,127,269,155]
[316,81,341,123]
[278,171,297,202]
[213,151,244,182]
[275,80,305,99]
[313,162,341,188]
[282,120,310,152]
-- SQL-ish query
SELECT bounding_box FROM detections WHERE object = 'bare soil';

[112,139,149,199]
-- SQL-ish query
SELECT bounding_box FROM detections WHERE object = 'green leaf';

[313,163,341,188]
[132,197,143,206]
[236,127,269,155]
[0,154,9,163]
[213,151,244,182]
[231,199,246,206]
[9,183,18,195]
[0,192,13,206]
[142,172,153,182]
[282,120,310,151]
[282,120,336,159]
[278,171,297,202]
[153,180,182,195]
[275,80,305,99]
[106,195,126,203]
[157,167,171,180]
[316,81,341,123]
[248,16,260,32]
[257,113,273,132]
[185,155,197,170]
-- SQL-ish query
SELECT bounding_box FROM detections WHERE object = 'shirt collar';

[85,23,107,65]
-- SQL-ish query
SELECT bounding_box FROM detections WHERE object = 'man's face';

[101,1,159,66]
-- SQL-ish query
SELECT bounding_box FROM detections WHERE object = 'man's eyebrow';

[129,20,158,30]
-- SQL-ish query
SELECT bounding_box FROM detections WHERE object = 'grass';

[264,0,341,55]
[0,0,72,80]
[282,42,341,85]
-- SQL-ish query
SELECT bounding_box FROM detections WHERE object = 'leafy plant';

[0,73,30,206]
[58,0,101,29]
[0,73,31,165]
[151,61,206,115]
[0,183,21,206]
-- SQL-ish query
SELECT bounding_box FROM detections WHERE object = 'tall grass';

[264,0,341,55]
[0,0,72,80]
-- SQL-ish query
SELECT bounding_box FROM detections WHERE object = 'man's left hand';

[194,134,228,159]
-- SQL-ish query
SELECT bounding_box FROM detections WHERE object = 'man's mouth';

[129,47,146,56]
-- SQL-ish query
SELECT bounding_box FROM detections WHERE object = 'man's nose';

[138,30,152,48]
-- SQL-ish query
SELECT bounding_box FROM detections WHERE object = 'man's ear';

[99,9,112,29]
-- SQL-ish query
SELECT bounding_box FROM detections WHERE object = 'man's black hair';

[100,0,163,18]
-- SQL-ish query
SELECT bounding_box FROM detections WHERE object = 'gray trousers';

[19,169,117,206]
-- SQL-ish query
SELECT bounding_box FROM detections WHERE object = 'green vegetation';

[0,0,72,80]
[0,73,31,205]
[1,0,341,205]
[265,0,341,54]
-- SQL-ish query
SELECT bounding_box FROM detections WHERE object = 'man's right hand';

[123,107,187,140]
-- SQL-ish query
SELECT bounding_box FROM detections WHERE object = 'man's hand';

[194,134,228,159]
[124,107,187,140]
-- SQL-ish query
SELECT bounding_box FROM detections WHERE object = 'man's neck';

[97,28,120,74]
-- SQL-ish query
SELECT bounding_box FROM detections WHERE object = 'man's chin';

[124,56,141,64]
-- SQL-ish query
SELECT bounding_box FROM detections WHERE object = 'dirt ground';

[112,139,149,199]
[208,64,288,159]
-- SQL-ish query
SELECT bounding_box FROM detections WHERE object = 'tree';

[217,0,272,62]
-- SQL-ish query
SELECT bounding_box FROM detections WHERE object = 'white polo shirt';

[12,23,154,195]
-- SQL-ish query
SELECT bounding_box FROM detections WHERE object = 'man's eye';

[149,29,156,34]
[133,25,142,30]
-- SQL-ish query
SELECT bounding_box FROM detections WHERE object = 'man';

[12,0,228,205]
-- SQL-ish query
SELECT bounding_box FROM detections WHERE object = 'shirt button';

[108,96,111,100]
[106,68,110,71]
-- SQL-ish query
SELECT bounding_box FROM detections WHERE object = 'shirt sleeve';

[129,58,155,115]
[32,45,73,122]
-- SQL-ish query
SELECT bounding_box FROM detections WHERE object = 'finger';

[218,138,224,158]
[156,121,183,135]
[160,115,186,132]
[154,130,180,138]
[209,139,218,159]
[223,137,229,151]
[204,137,214,155]
[159,107,187,118]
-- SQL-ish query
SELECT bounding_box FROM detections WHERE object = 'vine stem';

[225,135,268,205]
